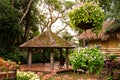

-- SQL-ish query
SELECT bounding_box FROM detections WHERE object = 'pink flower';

[56,77,62,80]
[37,72,44,76]
[78,78,83,80]
[63,75,69,79]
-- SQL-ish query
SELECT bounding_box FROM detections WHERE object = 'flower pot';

[0,70,17,80]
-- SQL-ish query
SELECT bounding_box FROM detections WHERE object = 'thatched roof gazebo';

[20,31,75,69]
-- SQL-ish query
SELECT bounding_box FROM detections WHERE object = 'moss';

[20,31,74,48]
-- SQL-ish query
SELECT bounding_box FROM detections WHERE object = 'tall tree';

[13,0,42,41]
[0,0,23,51]
[38,0,75,33]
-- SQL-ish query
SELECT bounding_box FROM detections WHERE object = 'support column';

[50,52,54,70]
[28,52,32,68]
[66,48,69,69]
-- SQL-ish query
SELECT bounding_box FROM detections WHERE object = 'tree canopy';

[0,0,23,50]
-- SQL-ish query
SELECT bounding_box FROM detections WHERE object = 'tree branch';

[19,0,33,24]
[56,24,68,34]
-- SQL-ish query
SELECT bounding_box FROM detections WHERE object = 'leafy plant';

[68,1,105,31]
[69,47,104,74]
[108,54,117,61]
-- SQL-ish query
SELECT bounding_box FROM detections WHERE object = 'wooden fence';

[101,48,120,60]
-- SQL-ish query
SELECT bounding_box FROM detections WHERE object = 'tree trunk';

[23,10,30,42]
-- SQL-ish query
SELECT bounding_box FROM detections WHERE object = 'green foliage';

[107,75,113,80]
[105,22,120,33]
[0,0,23,50]
[0,48,27,64]
[61,30,73,41]
[99,0,120,33]
[45,0,62,11]
[63,1,75,10]
[69,47,104,74]
[108,54,117,61]
[68,1,105,32]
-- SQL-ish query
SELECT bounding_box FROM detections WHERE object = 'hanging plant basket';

[68,1,105,31]
[77,22,94,30]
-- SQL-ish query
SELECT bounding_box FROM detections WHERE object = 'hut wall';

[107,38,120,48]
[89,38,120,48]
[89,40,108,48]
[89,38,120,60]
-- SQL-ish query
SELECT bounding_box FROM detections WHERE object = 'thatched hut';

[20,31,75,69]
[98,20,120,48]
[79,20,120,48]
[79,20,120,59]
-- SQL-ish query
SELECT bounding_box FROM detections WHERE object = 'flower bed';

[0,57,19,79]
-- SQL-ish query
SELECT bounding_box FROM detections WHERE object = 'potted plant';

[68,1,105,31]
[0,57,19,80]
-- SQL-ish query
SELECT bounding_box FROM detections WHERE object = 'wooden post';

[28,52,32,68]
[66,48,69,68]
[83,39,86,47]
[50,52,54,70]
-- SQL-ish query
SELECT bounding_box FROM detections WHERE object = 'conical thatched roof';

[98,20,114,40]
[20,31,75,48]
[79,29,97,40]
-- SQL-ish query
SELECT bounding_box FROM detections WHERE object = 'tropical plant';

[68,1,105,32]
[108,54,117,61]
[69,47,104,74]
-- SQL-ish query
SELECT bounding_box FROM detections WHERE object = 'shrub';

[17,71,40,80]
[69,47,104,74]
